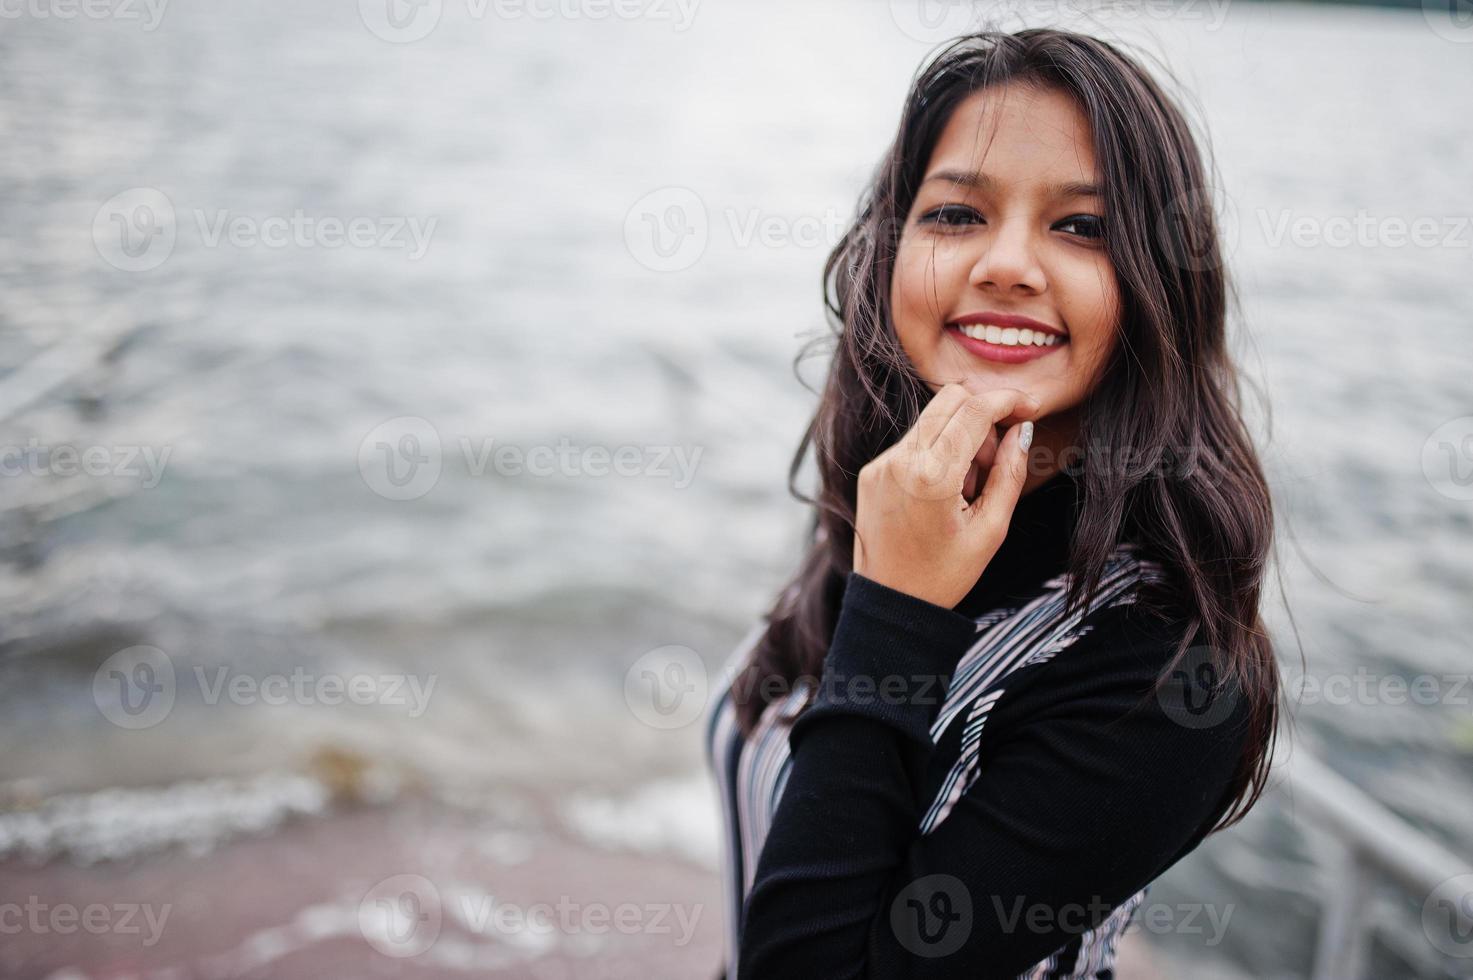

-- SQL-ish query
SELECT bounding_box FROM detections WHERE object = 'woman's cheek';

[1056,268,1120,370]
[894,247,930,309]
[892,252,937,342]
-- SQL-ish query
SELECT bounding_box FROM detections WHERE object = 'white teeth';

[955,324,1062,347]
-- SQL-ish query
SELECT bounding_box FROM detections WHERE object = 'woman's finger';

[886,384,983,499]
[971,422,1002,472]
[912,383,973,450]
[930,388,1038,469]
[962,458,982,505]
[967,420,1034,545]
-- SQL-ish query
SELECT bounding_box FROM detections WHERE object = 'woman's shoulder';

[982,580,1252,833]
[999,546,1251,752]
[1072,539,1200,647]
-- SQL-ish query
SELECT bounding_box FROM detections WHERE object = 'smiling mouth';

[949,322,1065,348]
[943,322,1068,364]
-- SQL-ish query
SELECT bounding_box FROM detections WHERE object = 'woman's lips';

[945,324,1068,364]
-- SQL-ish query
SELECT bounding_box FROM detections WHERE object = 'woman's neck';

[1021,404,1084,496]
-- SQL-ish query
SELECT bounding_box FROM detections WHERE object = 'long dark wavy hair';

[729,28,1282,835]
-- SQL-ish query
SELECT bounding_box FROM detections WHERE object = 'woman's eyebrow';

[921,169,1100,198]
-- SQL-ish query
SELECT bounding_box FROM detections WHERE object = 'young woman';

[701,28,1282,979]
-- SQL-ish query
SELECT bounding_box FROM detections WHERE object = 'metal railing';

[1285,750,1473,979]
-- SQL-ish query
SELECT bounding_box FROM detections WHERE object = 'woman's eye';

[1055,214,1104,239]
[920,204,982,228]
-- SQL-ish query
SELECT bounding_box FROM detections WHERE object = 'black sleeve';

[736,570,1248,979]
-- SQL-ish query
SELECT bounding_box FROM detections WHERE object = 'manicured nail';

[1019,421,1034,453]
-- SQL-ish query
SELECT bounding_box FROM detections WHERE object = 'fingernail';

[1019,421,1034,453]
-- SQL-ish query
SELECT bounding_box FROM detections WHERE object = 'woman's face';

[890,83,1121,479]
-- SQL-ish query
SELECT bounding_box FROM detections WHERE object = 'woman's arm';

[737,570,1248,979]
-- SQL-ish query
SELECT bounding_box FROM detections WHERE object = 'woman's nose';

[967,218,1046,295]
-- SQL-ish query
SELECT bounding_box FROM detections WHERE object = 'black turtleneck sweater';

[729,468,1250,979]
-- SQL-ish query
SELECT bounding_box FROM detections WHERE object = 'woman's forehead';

[924,85,1099,193]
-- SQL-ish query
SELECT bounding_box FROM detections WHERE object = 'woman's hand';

[852,383,1041,609]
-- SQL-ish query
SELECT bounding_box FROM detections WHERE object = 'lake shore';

[0,796,724,980]
[0,794,1179,980]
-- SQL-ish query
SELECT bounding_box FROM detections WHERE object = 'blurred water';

[0,1,1470,976]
